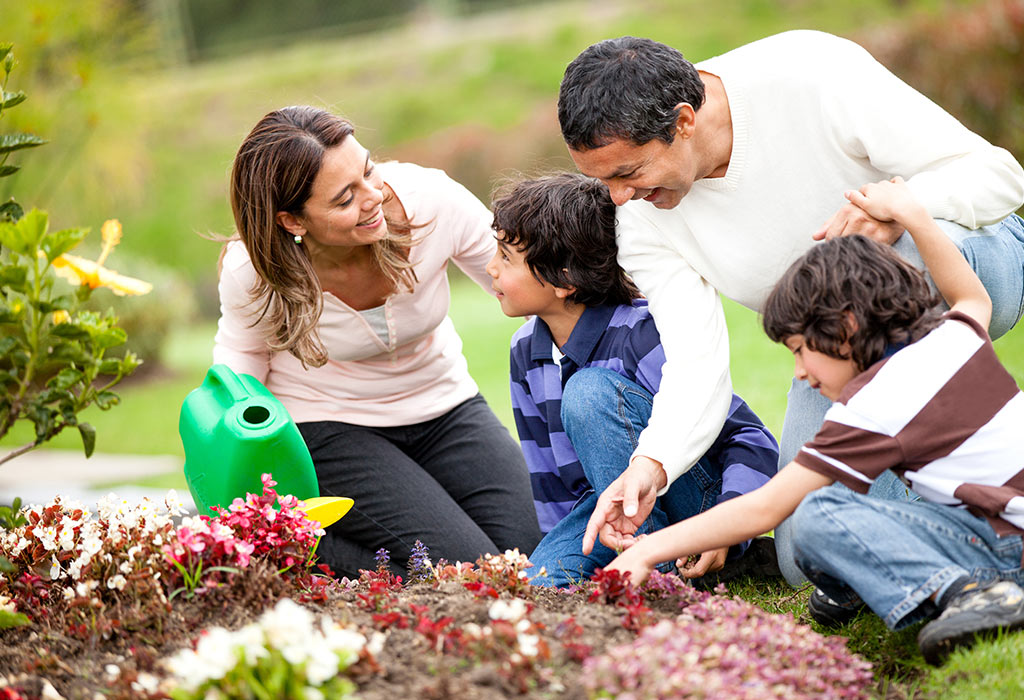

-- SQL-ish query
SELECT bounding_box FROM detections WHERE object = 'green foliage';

[0,43,43,222]
[0,209,143,465]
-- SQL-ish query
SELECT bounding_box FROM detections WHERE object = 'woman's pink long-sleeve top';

[213,161,497,427]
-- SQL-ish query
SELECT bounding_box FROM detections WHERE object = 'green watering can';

[179,364,352,527]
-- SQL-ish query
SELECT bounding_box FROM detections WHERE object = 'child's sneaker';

[808,587,865,628]
[917,580,1024,665]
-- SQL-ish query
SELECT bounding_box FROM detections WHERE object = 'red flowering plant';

[162,474,334,601]
[0,491,185,640]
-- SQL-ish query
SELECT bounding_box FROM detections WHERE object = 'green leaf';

[0,164,18,177]
[0,199,23,222]
[94,391,120,410]
[48,368,84,392]
[0,335,23,356]
[0,208,47,255]
[78,423,96,458]
[0,133,46,154]
[49,323,90,341]
[0,44,12,64]
[97,358,121,374]
[1,91,26,109]
[91,326,127,351]
[40,226,88,263]
[0,263,28,292]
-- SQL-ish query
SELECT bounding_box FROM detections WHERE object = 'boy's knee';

[561,367,622,424]
[790,487,848,556]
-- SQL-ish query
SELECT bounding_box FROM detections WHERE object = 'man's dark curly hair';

[491,173,639,307]
[763,235,944,371]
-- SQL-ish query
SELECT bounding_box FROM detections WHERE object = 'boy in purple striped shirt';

[485,173,779,587]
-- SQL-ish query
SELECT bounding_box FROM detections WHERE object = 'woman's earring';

[294,235,303,245]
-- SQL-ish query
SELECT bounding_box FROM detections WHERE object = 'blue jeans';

[529,368,720,587]
[775,214,1024,585]
[791,486,1024,630]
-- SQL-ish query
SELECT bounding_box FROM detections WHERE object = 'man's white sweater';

[617,30,1024,488]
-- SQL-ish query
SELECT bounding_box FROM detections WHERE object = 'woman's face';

[285,136,386,251]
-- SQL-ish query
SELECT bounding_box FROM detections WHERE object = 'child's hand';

[844,176,927,227]
[675,546,728,579]
[604,539,656,587]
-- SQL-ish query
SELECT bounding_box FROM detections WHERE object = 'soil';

[0,563,679,700]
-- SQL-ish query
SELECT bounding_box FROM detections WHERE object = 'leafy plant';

[0,211,149,465]
[164,598,368,700]
[0,43,44,223]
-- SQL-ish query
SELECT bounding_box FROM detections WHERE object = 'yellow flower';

[52,310,70,325]
[51,219,152,296]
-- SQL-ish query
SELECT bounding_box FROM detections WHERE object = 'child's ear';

[842,311,860,339]
[554,285,576,299]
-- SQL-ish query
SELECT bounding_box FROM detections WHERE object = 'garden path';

[0,449,197,514]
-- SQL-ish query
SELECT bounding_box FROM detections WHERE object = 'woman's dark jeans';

[298,394,541,578]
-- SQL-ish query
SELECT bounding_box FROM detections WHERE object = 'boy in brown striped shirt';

[597,176,1024,664]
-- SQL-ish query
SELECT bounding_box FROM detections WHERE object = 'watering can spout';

[179,364,352,527]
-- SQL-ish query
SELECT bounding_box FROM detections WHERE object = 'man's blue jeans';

[791,485,1024,630]
[775,214,1024,585]
[529,368,720,587]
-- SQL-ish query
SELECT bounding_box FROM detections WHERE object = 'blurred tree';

[862,0,1024,166]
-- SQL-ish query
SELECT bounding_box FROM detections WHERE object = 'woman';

[214,106,541,577]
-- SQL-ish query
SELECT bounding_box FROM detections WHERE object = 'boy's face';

[485,235,568,319]
[784,334,859,402]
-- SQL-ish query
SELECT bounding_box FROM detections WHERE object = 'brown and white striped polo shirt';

[796,311,1024,538]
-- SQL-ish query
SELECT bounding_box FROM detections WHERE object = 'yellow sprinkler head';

[300,496,354,528]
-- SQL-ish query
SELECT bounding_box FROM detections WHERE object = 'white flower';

[234,623,269,666]
[107,574,127,591]
[48,557,61,580]
[304,644,340,685]
[260,599,313,651]
[104,664,121,679]
[131,672,160,694]
[488,598,527,622]
[517,632,541,658]
[304,688,325,700]
[366,631,386,657]
[33,525,59,551]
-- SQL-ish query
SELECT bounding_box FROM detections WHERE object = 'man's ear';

[276,211,306,238]
[673,102,697,139]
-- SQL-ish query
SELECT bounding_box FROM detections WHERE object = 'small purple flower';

[407,540,432,583]
[375,548,391,572]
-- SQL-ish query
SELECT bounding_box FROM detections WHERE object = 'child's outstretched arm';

[845,177,992,329]
[604,462,832,586]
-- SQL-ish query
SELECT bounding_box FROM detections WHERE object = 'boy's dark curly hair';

[763,235,944,371]
[491,173,639,307]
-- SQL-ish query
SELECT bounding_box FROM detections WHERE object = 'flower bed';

[0,476,874,699]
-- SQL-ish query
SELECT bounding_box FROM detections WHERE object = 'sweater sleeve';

[616,207,733,493]
[821,34,1024,228]
[432,170,498,292]
[212,242,273,384]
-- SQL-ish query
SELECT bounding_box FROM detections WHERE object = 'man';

[558,31,1024,584]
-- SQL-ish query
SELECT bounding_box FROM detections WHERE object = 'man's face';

[568,136,695,209]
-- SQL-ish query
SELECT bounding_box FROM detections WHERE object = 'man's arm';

[583,206,732,554]
[813,34,1024,241]
[845,177,993,328]
[605,462,833,586]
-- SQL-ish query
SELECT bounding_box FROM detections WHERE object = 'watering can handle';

[206,364,254,404]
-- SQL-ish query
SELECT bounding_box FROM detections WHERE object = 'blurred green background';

[1,0,1022,463]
